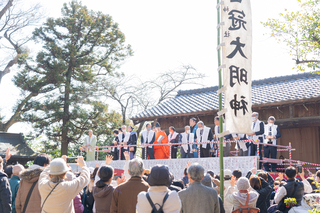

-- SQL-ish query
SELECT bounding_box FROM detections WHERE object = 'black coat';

[0,171,12,213]
[256,177,272,213]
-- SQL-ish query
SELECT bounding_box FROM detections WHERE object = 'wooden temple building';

[0,132,37,166]
[131,72,320,165]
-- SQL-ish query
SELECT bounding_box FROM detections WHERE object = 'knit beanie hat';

[201,174,213,188]
[49,158,69,175]
[236,177,250,191]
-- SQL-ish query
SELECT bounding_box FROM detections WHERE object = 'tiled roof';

[132,72,320,120]
[0,133,36,157]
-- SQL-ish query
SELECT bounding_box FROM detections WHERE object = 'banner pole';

[217,0,224,201]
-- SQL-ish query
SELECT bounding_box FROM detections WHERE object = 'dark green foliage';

[16,0,132,155]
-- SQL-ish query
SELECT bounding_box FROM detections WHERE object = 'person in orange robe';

[153,122,170,159]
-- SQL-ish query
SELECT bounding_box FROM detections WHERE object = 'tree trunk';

[61,141,69,156]
[136,121,145,137]
[122,108,126,125]
[61,68,72,156]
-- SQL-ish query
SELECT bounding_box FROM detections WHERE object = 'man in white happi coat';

[247,112,265,169]
[179,126,194,158]
[196,121,214,158]
[140,122,155,159]
[264,116,281,172]
[83,130,97,161]
[118,125,131,160]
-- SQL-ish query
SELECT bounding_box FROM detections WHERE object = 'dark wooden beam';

[276,116,320,128]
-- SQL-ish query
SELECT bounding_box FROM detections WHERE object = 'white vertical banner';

[221,0,252,134]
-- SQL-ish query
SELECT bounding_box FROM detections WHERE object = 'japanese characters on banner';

[220,0,252,135]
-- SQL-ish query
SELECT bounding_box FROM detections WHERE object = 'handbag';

[232,192,260,213]
[22,180,38,213]
[40,182,60,212]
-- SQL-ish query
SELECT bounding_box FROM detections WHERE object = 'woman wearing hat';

[225,177,259,212]
[93,165,114,213]
[136,165,181,212]
[38,156,90,213]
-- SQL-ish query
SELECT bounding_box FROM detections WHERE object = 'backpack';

[146,192,169,213]
[232,192,260,213]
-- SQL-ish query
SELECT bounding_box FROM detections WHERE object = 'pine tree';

[16,0,132,155]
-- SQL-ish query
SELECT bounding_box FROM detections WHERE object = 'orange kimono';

[154,131,170,159]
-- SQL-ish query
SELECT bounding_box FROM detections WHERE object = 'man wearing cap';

[189,118,199,158]
[247,112,264,168]
[83,130,97,161]
[141,122,155,159]
[178,163,220,213]
[264,116,281,172]
[196,121,214,158]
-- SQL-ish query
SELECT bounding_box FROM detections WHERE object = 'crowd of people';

[1,147,320,213]
[82,112,281,171]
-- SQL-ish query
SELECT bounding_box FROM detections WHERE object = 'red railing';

[79,140,294,162]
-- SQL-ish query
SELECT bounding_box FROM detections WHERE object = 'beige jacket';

[225,186,259,211]
[137,186,181,213]
[38,166,90,213]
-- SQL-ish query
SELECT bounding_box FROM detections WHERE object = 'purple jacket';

[74,193,84,213]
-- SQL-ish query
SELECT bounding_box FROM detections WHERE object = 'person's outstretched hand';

[230,176,237,187]
[251,167,257,175]
[105,155,113,165]
[76,156,85,168]
[117,174,126,185]
[186,161,192,169]
[124,151,130,161]
[61,155,68,162]
[5,148,12,161]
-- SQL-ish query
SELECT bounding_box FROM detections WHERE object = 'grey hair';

[185,125,190,130]
[129,158,144,177]
[121,125,127,128]
[188,163,205,182]
[197,121,204,126]
[252,112,259,116]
